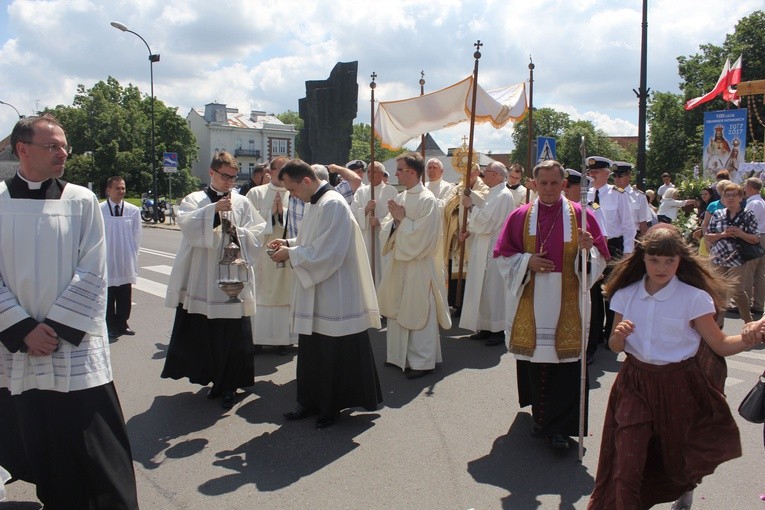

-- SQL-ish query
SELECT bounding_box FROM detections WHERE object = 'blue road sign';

[163,152,178,173]
[536,137,556,162]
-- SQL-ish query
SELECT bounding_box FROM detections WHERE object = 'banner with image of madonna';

[702,108,747,182]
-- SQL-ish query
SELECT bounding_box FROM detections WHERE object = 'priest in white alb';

[246,156,297,354]
[425,157,456,280]
[351,160,398,284]
[459,161,516,345]
[0,115,138,509]
[494,160,610,450]
[268,159,382,429]
[378,153,452,379]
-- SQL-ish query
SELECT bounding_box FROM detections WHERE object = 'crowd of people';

[1,114,764,509]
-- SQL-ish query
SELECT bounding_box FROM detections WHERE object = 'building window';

[269,138,289,157]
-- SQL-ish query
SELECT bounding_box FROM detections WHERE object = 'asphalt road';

[3,224,764,509]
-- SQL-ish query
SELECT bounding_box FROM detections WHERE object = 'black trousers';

[106,284,132,333]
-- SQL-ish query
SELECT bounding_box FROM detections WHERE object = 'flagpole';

[455,40,483,309]
[526,57,534,204]
[578,135,589,462]
[420,70,427,184]
[370,72,377,285]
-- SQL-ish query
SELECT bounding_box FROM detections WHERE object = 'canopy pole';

[370,72,377,285]
[455,41,483,308]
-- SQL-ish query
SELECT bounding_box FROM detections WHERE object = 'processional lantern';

[216,211,250,302]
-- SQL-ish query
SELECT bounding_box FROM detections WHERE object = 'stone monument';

[298,61,358,165]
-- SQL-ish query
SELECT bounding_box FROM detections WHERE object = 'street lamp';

[110,21,160,222]
[0,100,23,118]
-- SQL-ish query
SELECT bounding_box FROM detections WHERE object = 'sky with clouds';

[0,0,761,155]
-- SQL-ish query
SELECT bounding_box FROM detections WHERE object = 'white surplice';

[378,182,451,370]
[459,183,516,332]
[350,182,399,284]
[166,191,266,318]
[246,183,297,345]
[287,186,381,336]
[0,183,111,395]
[100,201,141,286]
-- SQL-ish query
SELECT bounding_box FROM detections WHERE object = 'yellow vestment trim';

[510,200,582,359]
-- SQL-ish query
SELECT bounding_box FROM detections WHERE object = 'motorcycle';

[141,193,167,223]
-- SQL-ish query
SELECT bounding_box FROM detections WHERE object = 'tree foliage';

[349,123,406,162]
[646,91,692,182]
[45,77,199,199]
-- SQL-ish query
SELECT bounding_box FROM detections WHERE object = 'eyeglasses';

[212,168,238,182]
[723,193,741,199]
[23,141,72,154]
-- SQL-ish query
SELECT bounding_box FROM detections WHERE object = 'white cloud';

[0,0,762,157]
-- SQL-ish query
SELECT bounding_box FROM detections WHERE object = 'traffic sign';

[163,152,178,173]
[536,137,556,162]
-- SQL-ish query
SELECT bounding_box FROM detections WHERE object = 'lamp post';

[0,100,23,118]
[110,21,160,222]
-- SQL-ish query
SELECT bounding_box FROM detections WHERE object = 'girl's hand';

[609,318,633,352]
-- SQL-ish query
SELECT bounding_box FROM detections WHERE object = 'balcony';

[235,148,261,158]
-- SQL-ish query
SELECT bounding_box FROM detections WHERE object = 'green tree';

[557,120,628,170]
[45,77,199,198]
[276,110,303,159]
[678,10,765,152]
[349,123,406,162]
[646,91,692,187]
[510,108,571,169]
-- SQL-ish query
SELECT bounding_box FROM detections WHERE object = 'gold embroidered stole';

[510,200,582,358]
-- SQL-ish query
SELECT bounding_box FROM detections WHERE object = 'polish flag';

[684,58,730,110]
[722,55,743,106]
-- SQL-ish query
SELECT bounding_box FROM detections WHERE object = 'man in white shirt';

[586,156,636,349]
[657,172,674,202]
[612,162,650,237]
[101,176,142,339]
[744,177,765,315]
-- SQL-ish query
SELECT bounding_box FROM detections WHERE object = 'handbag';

[738,372,765,423]
[735,238,765,261]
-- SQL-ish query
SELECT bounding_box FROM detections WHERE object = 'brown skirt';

[588,354,741,510]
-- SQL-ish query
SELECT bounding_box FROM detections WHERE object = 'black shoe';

[277,345,290,356]
[484,334,504,346]
[531,424,543,438]
[315,414,335,429]
[122,328,136,336]
[586,353,595,366]
[108,330,120,339]
[727,306,740,315]
[751,307,764,315]
[550,434,570,450]
[284,404,315,420]
[207,387,221,399]
[469,330,491,340]
[221,391,234,409]
[406,369,433,379]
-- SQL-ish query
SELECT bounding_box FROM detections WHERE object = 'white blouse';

[610,276,715,365]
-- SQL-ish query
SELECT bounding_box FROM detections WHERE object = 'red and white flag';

[723,55,742,106]
[684,55,743,110]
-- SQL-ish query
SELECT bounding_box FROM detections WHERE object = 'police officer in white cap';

[586,156,635,354]
[612,161,650,238]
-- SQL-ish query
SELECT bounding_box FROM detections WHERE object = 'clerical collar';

[310,182,333,204]
[16,171,48,190]
[539,197,563,208]
[508,183,521,190]
[204,185,229,203]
